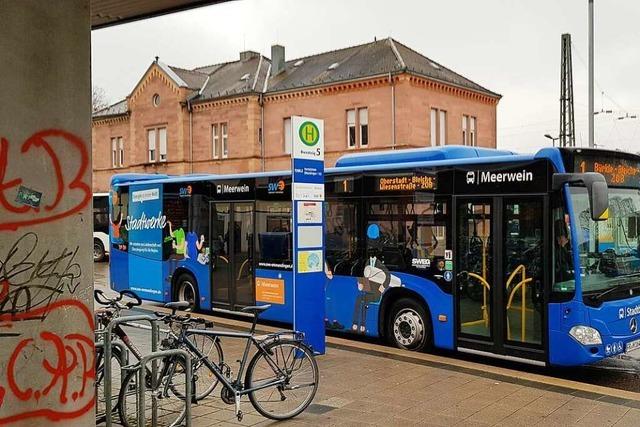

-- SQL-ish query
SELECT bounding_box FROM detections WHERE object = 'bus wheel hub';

[393,309,423,347]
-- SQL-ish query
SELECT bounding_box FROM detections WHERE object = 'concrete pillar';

[0,1,94,425]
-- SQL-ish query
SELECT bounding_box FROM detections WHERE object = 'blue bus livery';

[109,146,640,367]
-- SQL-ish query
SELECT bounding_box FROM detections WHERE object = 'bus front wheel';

[386,298,432,352]
[175,274,199,310]
[94,239,106,262]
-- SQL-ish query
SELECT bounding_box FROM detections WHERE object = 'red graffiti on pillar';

[0,129,91,231]
[0,299,95,423]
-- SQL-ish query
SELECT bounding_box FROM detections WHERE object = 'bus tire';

[386,297,432,352]
[175,273,199,310]
[93,238,106,262]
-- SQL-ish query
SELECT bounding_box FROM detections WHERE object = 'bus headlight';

[569,325,602,345]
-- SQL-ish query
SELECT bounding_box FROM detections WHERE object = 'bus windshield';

[568,186,640,297]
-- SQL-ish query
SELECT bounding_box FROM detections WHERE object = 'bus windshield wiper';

[590,275,640,303]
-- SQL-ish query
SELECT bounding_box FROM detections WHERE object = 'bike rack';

[127,349,192,427]
[100,314,160,427]
[95,340,129,421]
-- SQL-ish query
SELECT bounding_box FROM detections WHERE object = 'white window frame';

[439,110,447,146]
[147,129,156,163]
[430,109,438,147]
[431,108,447,146]
[358,108,368,147]
[212,124,219,159]
[158,127,167,162]
[347,109,356,149]
[462,115,468,146]
[118,137,124,167]
[111,137,117,168]
[470,116,476,147]
[283,117,292,154]
[221,122,228,158]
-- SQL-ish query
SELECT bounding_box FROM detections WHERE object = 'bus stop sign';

[291,116,326,354]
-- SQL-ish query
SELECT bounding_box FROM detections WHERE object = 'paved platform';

[93,265,640,426]
[97,306,640,427]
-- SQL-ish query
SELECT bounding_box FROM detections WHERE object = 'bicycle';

[119,303,319,425]
[94,291,223,424]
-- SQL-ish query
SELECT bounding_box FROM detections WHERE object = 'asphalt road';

[93,262,640,393]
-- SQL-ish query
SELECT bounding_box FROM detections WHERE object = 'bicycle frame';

[181,327,301,398]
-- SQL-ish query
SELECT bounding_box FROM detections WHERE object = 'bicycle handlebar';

[94,289,142,309]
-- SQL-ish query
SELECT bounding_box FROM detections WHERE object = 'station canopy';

[91,0,231,29]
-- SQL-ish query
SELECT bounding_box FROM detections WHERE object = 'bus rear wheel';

[175,274,199,310]
[386,298,432,352]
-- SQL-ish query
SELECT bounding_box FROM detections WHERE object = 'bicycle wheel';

[171,331,223,400]
[245,339,319,420]
[95,346,123,424]
[118,362,187,427]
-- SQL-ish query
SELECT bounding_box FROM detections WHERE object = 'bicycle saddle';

[241,305,271,314]
[164,301,191,311]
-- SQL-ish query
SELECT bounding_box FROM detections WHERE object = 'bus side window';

[365,198,450,291]
[325,199,360,277]
[255,201,292,268]
[551,194,576,302]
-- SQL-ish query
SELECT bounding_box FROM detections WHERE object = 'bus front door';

[455,196,546,364]
[210,202,255,309]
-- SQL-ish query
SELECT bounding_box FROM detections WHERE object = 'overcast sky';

[92,0,640,153]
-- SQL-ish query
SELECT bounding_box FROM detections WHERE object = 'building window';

[111,137,117,168]
[347,109,356,148]
[430,108,447,146]
[470,116,476,147]
[221,123,228,158]
[359,108,368,147]
[284,117,292,154]
[159,127,167,161]
[147,126,167,163]
[212,124,219,158]
[118,137,124,167]
[462,116,467,146]
[147,129,156,162]
[152,93,160,107]
[211,122,228,159]
[462,115,477,146]
[430,109,437,147]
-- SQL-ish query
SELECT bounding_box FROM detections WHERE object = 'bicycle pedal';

[236,411,243,422]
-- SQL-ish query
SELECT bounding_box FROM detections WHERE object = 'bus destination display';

[377,174,437,192]
[575,155,640,187]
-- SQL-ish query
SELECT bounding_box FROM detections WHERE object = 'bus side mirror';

[552,172,609,221]
[589,181,609,221]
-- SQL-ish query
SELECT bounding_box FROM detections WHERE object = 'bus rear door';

[209,201,255,309]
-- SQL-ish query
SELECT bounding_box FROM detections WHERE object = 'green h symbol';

[304,125,315,142]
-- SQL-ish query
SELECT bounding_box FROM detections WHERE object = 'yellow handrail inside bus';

[505,265,533,342]
[461,272,491,328]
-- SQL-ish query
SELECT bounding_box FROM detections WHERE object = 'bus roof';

[334,145,516,168]
[110,146,569,187]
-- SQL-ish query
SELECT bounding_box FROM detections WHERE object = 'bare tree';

[92,86,110,113]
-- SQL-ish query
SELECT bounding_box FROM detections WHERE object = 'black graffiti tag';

[0,232,82,319]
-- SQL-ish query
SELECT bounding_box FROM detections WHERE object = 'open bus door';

[209,201,255,310]
[454,195,549,365]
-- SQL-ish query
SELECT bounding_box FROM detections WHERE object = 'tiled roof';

[169,66,208,90]
[267,38,401,93]
[197,55,269,100]
[93,99,128,118]
[93,37,498,120]
[265,38,499,97]
[392,40,498,97]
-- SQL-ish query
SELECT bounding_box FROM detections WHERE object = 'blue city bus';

[109,146,640,366]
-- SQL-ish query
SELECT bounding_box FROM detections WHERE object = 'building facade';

[92,38,500,192]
